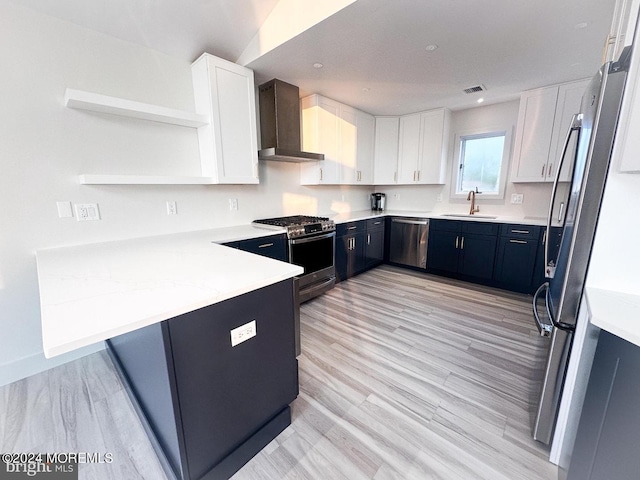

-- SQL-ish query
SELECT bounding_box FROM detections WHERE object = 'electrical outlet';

[166,201,177,215]
[393,193,400,200]
[229,198,238,211]
[230,320,256,347]
[75,203,100,221]
[511,193,524,205]
[436,193,443,202]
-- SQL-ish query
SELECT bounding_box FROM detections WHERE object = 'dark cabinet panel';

[427,219,497,280]
[107,280,297,480]
[365,228,384,268]
[168,281,297,479]
[336,217,385,282]
[336,231,366,281]
[494,237,538,288]
[427,230,460,273]
[568,331,640,480]
[237,234,288,262]
[459,234,497,279]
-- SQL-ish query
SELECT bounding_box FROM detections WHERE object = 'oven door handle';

[289,231,336,245]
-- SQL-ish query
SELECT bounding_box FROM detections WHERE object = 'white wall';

[376,100,553,219]
[0,2,371,386]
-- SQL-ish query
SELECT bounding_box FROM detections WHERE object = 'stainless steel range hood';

[258,79,324,163]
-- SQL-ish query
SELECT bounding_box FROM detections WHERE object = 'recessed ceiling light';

[477,98,485,104]
[313,62,324,69]
[574,22,588,29]
[425,44,438,51]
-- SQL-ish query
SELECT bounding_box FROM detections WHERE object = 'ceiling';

[14,0,619,115]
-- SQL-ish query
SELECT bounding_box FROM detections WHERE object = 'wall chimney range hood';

[258,79,324,162]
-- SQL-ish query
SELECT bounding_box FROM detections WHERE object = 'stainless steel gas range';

[253,215,336,303]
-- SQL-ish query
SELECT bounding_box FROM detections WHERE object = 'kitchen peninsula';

[36,227,303,480]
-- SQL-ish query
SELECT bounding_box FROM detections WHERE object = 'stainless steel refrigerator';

[531,47,632,445]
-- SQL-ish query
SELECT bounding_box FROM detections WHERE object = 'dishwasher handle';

[391,218,429,225]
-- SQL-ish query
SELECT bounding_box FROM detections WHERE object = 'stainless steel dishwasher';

[389,217,429,268]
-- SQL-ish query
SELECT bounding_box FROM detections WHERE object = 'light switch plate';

[229,198,238,211]
[166,201,177,215]
[56,201,73,218]
[230,320,256,347]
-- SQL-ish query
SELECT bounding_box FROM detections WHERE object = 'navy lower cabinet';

[493,224,541,293]
[225,234,288,262]
[427,220,498,280]
[365,218,385,269]
[107,280,298,480]
[568,331,640,480]
[336,221,366,282]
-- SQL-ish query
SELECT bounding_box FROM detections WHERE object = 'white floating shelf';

[64,88,210,128]
[78,174,217,185]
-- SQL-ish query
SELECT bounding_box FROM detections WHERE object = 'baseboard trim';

[0,342,104,387]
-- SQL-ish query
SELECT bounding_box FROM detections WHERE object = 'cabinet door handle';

[373,221,381,225]
[547,163,553,177]
[461,236,465,250]
[542,229,547,245]
[320,167,323,181]
[367,234,371,245]
[413,171,417,181]
[352,237,356,249]
[417,170,421,181]
[258,243,274,248]
[347,226,357,230]
[509,239,528,244]
[541,164,545,177]
[511,230,529,234]
[455,236,459,249]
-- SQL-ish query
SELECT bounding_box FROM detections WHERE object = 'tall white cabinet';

[373,117,400,184]
[191,53,259,184]
[511,79,589,183]
[300,94,375,185]
[398,108,450,184]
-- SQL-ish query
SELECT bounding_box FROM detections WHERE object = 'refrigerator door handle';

[532,283,553,337]
[545,286,576,332]
[545,113,582,279]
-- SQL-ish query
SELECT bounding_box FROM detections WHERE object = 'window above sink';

[450,123,513,201]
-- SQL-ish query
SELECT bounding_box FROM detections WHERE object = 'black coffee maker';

[370,193,386,211]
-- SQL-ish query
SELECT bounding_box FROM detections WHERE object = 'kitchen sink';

[441,213,498,219]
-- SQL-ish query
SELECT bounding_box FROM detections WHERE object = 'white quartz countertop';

[586,287,640,348]
[36,229,302,358]
[330,209,549,226]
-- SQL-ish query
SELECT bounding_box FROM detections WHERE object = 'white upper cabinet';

[511,79,589,183]
[191,53,259,184]
[373,117,400,184]
[300,95,375,185]
[397,108,450,184]
[300,95,341,184]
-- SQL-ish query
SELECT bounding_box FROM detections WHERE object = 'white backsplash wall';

[0,2,370,386]
[377,101,554,219]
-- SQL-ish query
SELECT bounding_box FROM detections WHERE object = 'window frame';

[450,125,513,200]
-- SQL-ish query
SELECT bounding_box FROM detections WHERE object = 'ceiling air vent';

[463,84,486,94]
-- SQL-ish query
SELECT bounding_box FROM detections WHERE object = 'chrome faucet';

[467,190,480,215]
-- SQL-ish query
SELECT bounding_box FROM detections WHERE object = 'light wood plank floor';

[0,265,558,479]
